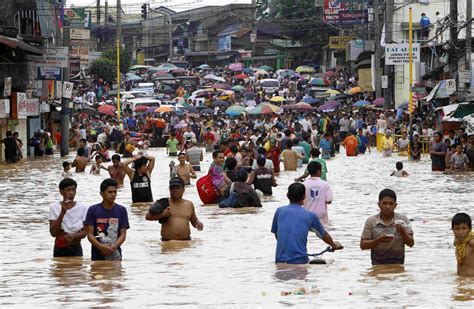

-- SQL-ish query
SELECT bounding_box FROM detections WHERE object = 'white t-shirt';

[48,201,89,233]
[339,118,350,132]
[303,177,333,225]
[251,158,274,171]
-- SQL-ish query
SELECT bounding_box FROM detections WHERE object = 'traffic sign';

[62,82,73,99]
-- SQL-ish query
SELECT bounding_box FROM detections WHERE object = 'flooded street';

[1,148,473,307]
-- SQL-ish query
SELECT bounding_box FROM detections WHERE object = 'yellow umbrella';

[255,69,269,76]
[295,66,316,73]
[263,103,281,111]
[324,89,341,95]
[269,96,285,103]
[348,86,362,94]
[155,105,174,113]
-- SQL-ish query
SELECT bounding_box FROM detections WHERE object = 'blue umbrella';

[225,105,245,116]
[303,97,320,104]
[242,68,253,74]
[352,100,371,107]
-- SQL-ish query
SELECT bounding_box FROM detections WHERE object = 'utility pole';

[96,0,101,25]
[466,0,472,90]
[383,0,394,109]
[373,0,382,98]
[60,18,70,157]
[117,0,122,120]
[449,0,458,92]
[251,0,257,54]
[105,0,108,26]
[167,13,173,61]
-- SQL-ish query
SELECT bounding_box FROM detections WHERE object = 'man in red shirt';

[54,129,62,148]
[343,131,359,156]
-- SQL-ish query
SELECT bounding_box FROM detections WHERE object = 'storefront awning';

[0,35,43,55]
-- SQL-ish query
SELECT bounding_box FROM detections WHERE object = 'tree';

[102,47,133,73]
[89,58,116,82]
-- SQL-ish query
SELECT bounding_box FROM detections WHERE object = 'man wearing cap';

[145,177,203,241]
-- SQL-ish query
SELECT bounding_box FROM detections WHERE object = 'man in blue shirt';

[420,13,431,40]
[271,182,342,264]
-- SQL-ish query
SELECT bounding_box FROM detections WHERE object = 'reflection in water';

[1,150,473,306]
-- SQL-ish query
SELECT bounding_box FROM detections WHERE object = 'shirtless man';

[145,177,203,241]
[176,152,196,185]
[71,148,88,173]
[102,154,126,186]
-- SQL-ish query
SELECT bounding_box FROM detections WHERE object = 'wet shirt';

[430,141,447,171]
[303,177,333,224]
[450,152,470,170]
[186,147,202,167]
[253,166,273,196]
[305,158,328,181]
[84,203,130,260]
[210,163,225,190]
[361,213,413,265]
[2,137,17,160]
[280,149,300,171]
[48,201,89,234]
[166,138,179,154]
[131,172,153,203]
[344,135,358,156]
[271,204,325,264]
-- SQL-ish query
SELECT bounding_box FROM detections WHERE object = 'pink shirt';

[303,177,333,225]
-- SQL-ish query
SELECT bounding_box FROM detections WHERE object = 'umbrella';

[295,66,315,74]
[171,67,186,74]
[214,100,229,108]
[255,70,269,76]
[244,92,257,99]
[318,100,341,111]
[187,113,199,118]
[258,65,273,71]
[374,97,385,107]
[310,78,325,86]
[242,68,253,74]
[174,121,188,129]
[212,83,231,90]
[199,108,214,116]
[294,102,314,110]
[332,94,349,100]
[353,100,371,107]
[348,86,362,94]
[98,105,116,114]
[181,106,198,114]
[126,73,142,82]
[324,89,341,95]
[278,69,295,78]
[452,104,474,119]
[196,91,215,98]
[303,97,321,105]
[197,64,210,69]
[225,105,246,116]
[235,73,248,80]
[154,71,173,77]
[248,103,280,115]
[129,65,152,70]
[146,106,157,113]
[134,105,149,112]
[324,71,335,77]
[155,105,174,113]
[203,73,217,80]
[269,96,285,103]
[80,106,96,115]
[228,63,243,71]
[232,85,245,91]
[156,63,178,71]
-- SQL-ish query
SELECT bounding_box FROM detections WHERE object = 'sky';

[71,0,252,13]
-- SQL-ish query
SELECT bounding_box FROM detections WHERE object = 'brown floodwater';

[0,148,473,306]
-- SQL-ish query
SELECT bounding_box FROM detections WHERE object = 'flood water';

[0,148,473,306]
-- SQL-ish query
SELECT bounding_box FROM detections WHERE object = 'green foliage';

[102,47,133,73]
[89,58,117,82]
[256,0,270,19]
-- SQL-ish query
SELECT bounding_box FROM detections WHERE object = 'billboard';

[27,47,69,68]
[323,0,368,25]
[385,43,420,65]
[65,8,91,29]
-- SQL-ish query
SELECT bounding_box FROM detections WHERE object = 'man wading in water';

[102,154,126,187]
[145,177,203,241]
[123,154,155,204]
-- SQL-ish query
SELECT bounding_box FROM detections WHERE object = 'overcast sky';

[71,0,251,13]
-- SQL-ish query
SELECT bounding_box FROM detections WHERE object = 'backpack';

[219,183,238,208]
[196,168,220,204]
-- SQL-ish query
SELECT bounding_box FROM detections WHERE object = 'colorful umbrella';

[269,96,285,103]
[310,78,325,86]
[294,102,314,110]
[235,73,248,80]
[197,64,210,69]
[248,103,281,115]
[258,65,273,71]
[373,97,385,107]
[228,63,243,71]
[295,66,315,74]
[214,100,229,108]
[174,121,188,129]
[324,89,341,95]
[212,83,231,90]
[303,97,321,105]
[154,71,173,77]
[348,86,362,94]
[181,106,198,114]
[146,106,157,113]
[134,105,149,112]
[232,85,245,91]
[98,104,116,114]
[244,92,257,99]
[155,105,174,113]
[278,69,296,78]
[318,100,341,111]
[324,71,335,77]
[199,108,214,116]
[225,105,246,116]
[255,70,269,76]
[156,63,177,71]
[353,100,371,107]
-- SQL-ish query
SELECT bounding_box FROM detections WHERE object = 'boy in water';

[390,162,409,177]
[452,213,474,277]
[145,177,203,241]
[360,189,414,265]
[449,143,470,173]
[90,155,103,175]
[62,161,72,178]
[271,182,342,264]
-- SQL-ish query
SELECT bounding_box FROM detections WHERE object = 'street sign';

[38,67,62,80]
[28,47,69,68]
[385,43,420,65]
[458,71,470,83]
[446,79,456,94]
[329,36,356,49]
[381,75,388,89]
[62,82,73,99]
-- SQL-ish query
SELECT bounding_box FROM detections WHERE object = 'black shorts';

[53,243,83,257]
[192,165,201,172]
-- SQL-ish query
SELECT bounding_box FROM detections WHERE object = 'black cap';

[169,177,185,188]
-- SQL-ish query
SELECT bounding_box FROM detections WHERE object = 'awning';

[0,35,43,55]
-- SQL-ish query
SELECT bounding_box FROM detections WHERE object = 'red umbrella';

[134,105,148,112]
[236,73,248,80]
[373,97,385,107]
[295,102,313,110]
[324,79,331,86]
[98,104,116,114]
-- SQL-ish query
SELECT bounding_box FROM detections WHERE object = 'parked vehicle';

[259,79,280,95]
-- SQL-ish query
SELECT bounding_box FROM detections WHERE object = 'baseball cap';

[169,177,185,188]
